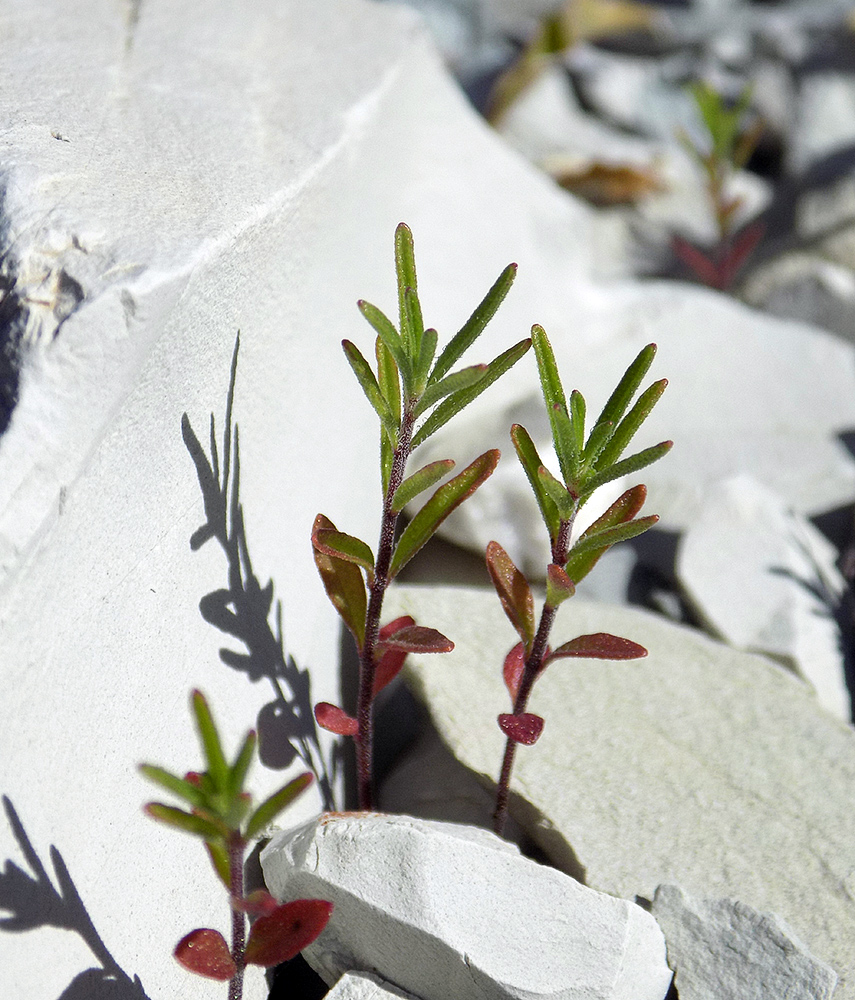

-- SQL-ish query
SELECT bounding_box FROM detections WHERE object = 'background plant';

[488,328,671,834]
[673,81,765,290]
[312,222,531,809]
[140,690,332,1000]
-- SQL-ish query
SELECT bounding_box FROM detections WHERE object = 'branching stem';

[355,406,417,809]
[493,516,574,835]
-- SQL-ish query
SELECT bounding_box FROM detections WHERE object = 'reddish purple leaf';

[486,540,535,649]
[314,703,358,736]
[547,633,648,663]
[378,625,454,655]
[233,889,279,917]
[672,235,723,289]
[174,928,236,981]
[244,899,334,968]
[720,220,765,287]
[502,643,526,700]
[498,713,544,745]
[372,616,414,695]
[546,563,575,607]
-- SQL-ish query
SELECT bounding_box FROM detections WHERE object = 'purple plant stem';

[493,518,573,836]
[355,406,416,810]
[228,835,246,1000]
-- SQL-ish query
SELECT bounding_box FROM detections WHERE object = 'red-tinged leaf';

[233,889,279,917]
[546,563,575,607]
[720,219,765,287]
[373,646,407,695]
[498,713,544,745]
[312,514,367,649]
[672,235,723,289]
[377,625,454,654]
[547,633,648,663]
[314,703,358,737]
[486,541,535,650]
[174,928,236,981]
[244,899,334,968]
[503,643,526,700]
[313,528,375,578]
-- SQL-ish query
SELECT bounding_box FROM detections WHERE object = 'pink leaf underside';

[379,616,415,641]
[232,889,279,917]
[314,703,358,736]
[548,632,648,661]
[720,220,765,285]
[503,643,526,700]
[498,713,544,745]
[244,899,334,968]
[378,624,454,654]
[671,235,723,288]
[371,616,416,695]
[174,928,236,981]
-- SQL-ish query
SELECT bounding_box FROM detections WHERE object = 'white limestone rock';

[383,583,855,999]
[677,474,851,719]
[790,72,855,174]
[261,813,673,1000]
[651,885,838,1000]
[327,971,421,1000]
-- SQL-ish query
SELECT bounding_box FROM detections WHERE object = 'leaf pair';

[315,616,453,737]
[174,896,334,980]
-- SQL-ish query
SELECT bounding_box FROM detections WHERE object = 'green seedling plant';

[673,81,765,290]
[489,328,671,834]
[140,690,333,1000]
[312,223,531,809]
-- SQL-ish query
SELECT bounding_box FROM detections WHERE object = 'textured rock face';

[677,474,851,720]
[651,885,838,1000]
[261,813,673,1000]
[384,583,855,999]
[327,971,421,1000]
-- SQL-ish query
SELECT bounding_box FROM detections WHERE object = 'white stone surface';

[0,0,608,997]
[790,72,855,173]
[677,474,851,719]
[384,583,855,999]
[327,971,421,1000]
[261,813,673,1000]
[651,885,838,1000]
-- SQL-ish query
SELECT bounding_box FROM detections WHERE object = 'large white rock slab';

[677,474,851,720]
[327,971,421,1000]
[261,813,673,1000]
[651,885,838,1000]
[384,583,855,999]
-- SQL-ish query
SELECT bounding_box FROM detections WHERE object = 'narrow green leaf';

[536,465,577,521]
[591,344,656,437]
[414,326,438,392]
[228,730,257,799]
[531,324,567,420]
[430,262,518,384]
[205,839,231,887]
[414,365,487,418]
[191,691,229,794]
[342,340,396,436]
[581,418,614,470]
[594,379,668,472]
[581,440,673,499]
[551,403,579,487]
[566,514,659,562]
[569,390,586,456]
[312,514,367,649]
[546,563,575,607]
[139,765,208,809]
[404,286,425,362]
[358,300,411,384]
[245,772,314,840]
[376,338,399,495]
[313,528,375,578]
[411,338,531,449]
[486,541,536,651]
[144,803,227,841]
[391,459,455,513]
[395,223,419,355]
[389,450,500,578]
[582,485,648,536]
[511,424,560,540]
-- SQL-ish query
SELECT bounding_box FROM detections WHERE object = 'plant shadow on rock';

[182,333,337,810]
[0,796,151,1000]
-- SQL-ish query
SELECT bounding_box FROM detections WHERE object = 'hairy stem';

[355,406,416,809]
[228,836,246,1000]
[493,517,574,835]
